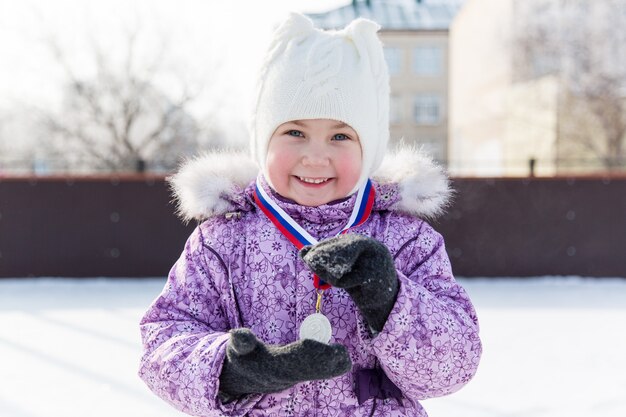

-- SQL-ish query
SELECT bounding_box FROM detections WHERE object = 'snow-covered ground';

[2,277,625,417]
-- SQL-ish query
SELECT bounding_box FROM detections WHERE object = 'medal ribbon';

[254,176,376,290]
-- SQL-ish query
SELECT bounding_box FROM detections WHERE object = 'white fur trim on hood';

[168,150,259,223]
[169,146,452,222]
[374,144,453,219]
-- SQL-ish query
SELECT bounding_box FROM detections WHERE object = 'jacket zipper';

[368,399,377,417]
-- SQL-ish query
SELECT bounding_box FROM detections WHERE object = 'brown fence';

[0,175,195,278]
[1,175,625,278]
[435,177,625,277]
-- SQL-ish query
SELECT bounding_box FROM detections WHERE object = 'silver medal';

[299,313,333,344]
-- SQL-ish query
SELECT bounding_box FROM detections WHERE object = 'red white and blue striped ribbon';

[254,176,376,289]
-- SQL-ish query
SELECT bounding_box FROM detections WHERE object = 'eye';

[332,133,350,141]
[287,130,304,137]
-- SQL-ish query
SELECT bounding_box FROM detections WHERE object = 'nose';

[301,142,330,167]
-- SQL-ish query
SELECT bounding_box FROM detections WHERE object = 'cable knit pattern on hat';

[250,13,390,195]
[302,37,343,98]
[249,13,315,169]
[344,18,390,192]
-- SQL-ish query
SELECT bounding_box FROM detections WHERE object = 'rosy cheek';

[265,156,284,186]
[341,152,361,172]
[337,152,362,184]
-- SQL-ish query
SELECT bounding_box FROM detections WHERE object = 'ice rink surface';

[2,276,625,417]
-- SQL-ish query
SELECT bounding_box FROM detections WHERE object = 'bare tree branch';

[513,0,626,172]
[35,17,219,173]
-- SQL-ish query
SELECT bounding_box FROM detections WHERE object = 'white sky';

[0,0,351,141]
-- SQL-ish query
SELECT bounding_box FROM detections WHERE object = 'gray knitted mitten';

[218,328,352,401]
[300,234,399,333]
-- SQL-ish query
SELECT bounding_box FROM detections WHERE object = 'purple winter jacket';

[138,148,482,416]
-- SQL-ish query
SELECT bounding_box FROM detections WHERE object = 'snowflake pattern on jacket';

[138,149,482,417]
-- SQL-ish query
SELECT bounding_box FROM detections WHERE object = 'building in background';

[450,0,626,177]
[308,0,465,164]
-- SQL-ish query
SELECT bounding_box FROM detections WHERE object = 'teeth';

[299,177,329,184]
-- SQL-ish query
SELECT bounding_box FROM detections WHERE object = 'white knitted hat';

[250,12,390,194]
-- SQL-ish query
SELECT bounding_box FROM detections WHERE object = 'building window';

[412,46,442,76]
[390,95,402,124]
[384,47,402,75]
[413,94,441,125]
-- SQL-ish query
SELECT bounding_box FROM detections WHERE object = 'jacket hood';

[169,145,452,223]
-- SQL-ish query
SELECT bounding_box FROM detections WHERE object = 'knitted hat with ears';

[249,12,390,195]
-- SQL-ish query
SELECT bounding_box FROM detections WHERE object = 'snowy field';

[2,277,625,417]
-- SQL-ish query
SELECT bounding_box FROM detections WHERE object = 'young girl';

[139,13,481,417]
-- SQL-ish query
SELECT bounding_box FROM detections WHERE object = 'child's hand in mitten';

[218,328,352,401]
[300,234,399,333]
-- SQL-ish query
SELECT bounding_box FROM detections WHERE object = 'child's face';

[266,119,362,206]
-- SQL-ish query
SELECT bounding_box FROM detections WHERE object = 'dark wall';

[0,175,195,278]
[1,175,624,278]
[433,177,626,277]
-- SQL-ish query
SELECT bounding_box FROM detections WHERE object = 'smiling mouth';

[296,176,332,185]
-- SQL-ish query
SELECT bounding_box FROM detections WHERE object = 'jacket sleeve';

[138,225,262,416]
[368,221,482,401]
